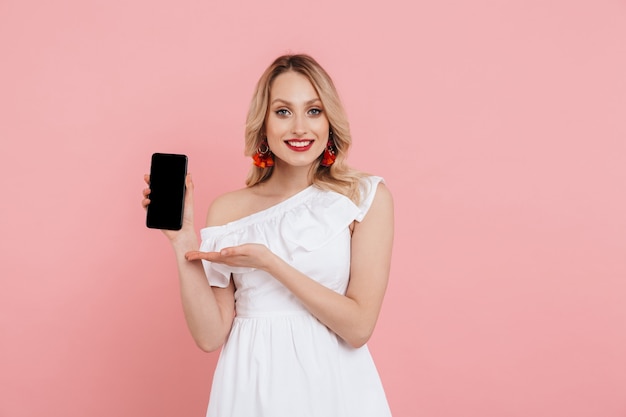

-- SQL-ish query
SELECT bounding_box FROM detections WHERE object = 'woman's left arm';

[186,183,394,348]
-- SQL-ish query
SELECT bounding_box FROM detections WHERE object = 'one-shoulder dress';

[199,176,391,417]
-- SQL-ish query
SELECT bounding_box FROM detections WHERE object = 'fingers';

[185,245,269,270]
[141,191,151,208]
[185,173,193,190]
[185,251,200,261]
[142,175,151,209]
[181,173,195,222]
[185,246,250,262]
[185,251,218,262]
[185,247,237,262]
[184,173,194,201]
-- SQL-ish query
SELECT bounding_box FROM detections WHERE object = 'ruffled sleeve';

[198,176,384,287]
[355,176,385,222]
[198,227,258,288]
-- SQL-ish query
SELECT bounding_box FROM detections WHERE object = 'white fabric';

[199,176,391,417]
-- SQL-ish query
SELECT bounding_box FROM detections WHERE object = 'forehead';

[270,71,320,101]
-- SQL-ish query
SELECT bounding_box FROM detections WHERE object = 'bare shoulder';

[205,187,257,227]
[372,181,393,209]
[364,181,394,220]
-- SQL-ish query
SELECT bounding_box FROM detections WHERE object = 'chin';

[276,157,320,169]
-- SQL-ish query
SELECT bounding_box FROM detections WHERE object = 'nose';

[291,114,307,136]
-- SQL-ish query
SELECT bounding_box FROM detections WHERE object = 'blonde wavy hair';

[244,54,365,204]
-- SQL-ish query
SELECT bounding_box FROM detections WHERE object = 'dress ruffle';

[199,176,383,287]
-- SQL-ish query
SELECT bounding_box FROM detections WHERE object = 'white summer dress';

[199,176,391,417]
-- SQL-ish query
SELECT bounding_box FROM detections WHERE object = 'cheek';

[265,117,286,136]
[314,139,328,156]
[318,127,330,140]
[316,118,330,135]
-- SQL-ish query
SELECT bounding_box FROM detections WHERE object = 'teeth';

[287,140,311,147]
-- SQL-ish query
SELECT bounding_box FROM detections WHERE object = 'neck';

[264,162,315,195]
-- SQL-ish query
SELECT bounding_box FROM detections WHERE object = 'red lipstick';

[284,139,314,152]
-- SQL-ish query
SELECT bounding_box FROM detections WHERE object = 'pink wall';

[1,1,625,416]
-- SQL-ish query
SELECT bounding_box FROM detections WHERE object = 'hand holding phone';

[146,153,188,230]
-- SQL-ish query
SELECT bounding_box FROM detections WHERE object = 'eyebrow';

[270,98,322,106]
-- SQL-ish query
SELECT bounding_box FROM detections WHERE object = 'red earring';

[320,137,337,167]
[252,140,274,168]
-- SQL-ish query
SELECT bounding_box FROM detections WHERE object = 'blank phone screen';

[146,153,187,230]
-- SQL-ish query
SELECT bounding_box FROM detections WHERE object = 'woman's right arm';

[143,174,235,352]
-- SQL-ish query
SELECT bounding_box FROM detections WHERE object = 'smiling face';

[264,71,330,169]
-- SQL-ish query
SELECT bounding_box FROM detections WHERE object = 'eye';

[308,108,322,116]
[275,108,291,116]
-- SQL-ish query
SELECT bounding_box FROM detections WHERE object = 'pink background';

[1,0,625,416]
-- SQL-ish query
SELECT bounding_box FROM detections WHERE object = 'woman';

[143,54,394,416]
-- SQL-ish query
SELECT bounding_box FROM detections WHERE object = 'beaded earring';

[320,132,337,167]
[252,140,274,168]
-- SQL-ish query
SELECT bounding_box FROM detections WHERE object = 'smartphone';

[146,153,188,230]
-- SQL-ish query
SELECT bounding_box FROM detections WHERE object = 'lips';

[284,139,314,152]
